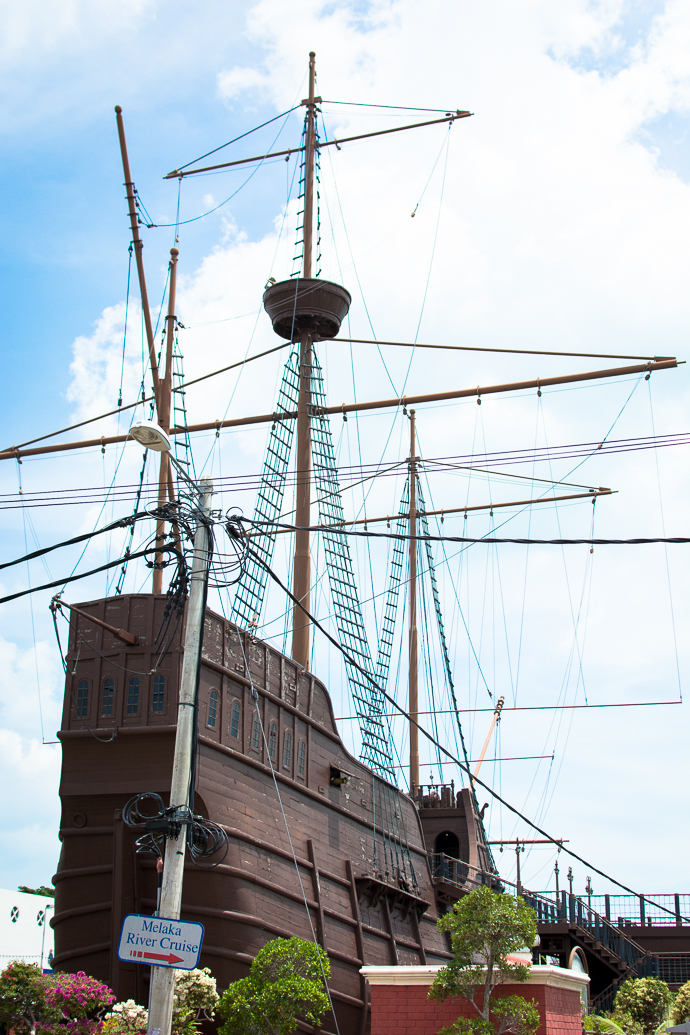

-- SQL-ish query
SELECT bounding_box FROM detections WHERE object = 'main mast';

[409,410,419,792]
[262,52,351,670]
[292,52,317,669]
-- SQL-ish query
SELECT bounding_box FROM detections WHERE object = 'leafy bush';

[429,886,540,1035]
[218,937,330,1035]
[0,961,61,1034]
[672,981,690,1025]
[613,979,672,1035]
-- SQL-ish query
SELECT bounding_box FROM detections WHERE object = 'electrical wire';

[249,548,689,918]
[246,519,690,547]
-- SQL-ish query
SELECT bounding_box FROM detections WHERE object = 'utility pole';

[515,842,524,896]
[408,409,419,793]
[292,51,318,669]
[147,478,213,1035]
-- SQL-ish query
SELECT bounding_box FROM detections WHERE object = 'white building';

[0,888,55,973]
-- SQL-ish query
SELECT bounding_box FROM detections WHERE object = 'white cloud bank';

[1,0,689,894]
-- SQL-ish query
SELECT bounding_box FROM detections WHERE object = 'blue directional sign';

[117,913,204,970]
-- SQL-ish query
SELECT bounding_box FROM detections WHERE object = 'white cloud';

[0,731,61,891]
[2,0,690,896]
[217,66,273,101]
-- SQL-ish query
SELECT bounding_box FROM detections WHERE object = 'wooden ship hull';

[52,593,495,1033]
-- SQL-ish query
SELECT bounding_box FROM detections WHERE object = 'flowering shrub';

[173,966,219,1032]
[0,961,61,1034]
[102,968,218,1035]
[46,972,117,1020]
[102,1000,148,1035]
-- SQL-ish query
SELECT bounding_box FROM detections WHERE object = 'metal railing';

[587,894,690,928]
[430,856,646,972]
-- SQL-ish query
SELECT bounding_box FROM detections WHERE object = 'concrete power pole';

[147,478,213,1035]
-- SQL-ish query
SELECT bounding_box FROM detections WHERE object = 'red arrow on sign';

[143,951,184,965]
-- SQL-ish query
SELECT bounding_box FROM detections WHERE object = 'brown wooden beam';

[252,488,615,537]
[0,359,677,462]
[165,111,471,179]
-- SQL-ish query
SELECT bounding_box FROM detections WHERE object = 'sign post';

[147,477,214,1035]
[118,914,204,972]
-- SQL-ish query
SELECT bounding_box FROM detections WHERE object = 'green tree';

[672,981,690,1026]
[18,886,55,899]
[0,961,61,1034]
[428,886,540,1035]
[613,979,672,1035]
[217,937,330,1035]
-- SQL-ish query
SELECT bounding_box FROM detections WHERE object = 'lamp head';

[129,420,171,452]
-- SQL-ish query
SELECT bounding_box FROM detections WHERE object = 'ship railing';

[531,892,690,928]
[528,891,647,970]
[582,893,690,928]
[415,782,458,809]
[594,953,690,1012]
[430,856,647,973]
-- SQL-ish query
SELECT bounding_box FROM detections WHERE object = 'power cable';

[247,519,690,546]
[249,547,689,917]
[174,106,302,172]
[0,514,143,571]
[235,630,341,1035]
[0,544,180,606]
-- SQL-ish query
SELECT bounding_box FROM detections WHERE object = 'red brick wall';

[370,980,583,1035]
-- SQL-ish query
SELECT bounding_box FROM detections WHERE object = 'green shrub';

[613,979,672,1035]
[218,937,330,1035]
[672,982,690,1025]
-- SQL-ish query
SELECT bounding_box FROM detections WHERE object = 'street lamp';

[129,423,213,1035]
[40,902,54,972]
[129,420,202,495]
[129,419,171,452]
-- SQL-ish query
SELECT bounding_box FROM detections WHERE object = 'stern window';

[127,676,140,715]
[152,675,165,714]
[268,722,277,762]
[251,714,261,751]
[297,739,306,778]
[76,679,89,717]
[283,730,292,769]
[230,701,241,739]
[101,678,114,717]
[208,689,218,728]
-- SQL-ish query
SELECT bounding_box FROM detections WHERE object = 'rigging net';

[230,346,300,628]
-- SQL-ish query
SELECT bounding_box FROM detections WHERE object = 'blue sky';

[1,0,690,900]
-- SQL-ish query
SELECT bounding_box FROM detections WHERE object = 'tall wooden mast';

[409,409,419,792]
[292,52,318,669]
[115,106,177,594]
[152,247,179,594]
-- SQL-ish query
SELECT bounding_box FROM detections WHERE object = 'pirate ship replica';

[41,53,680,1034]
